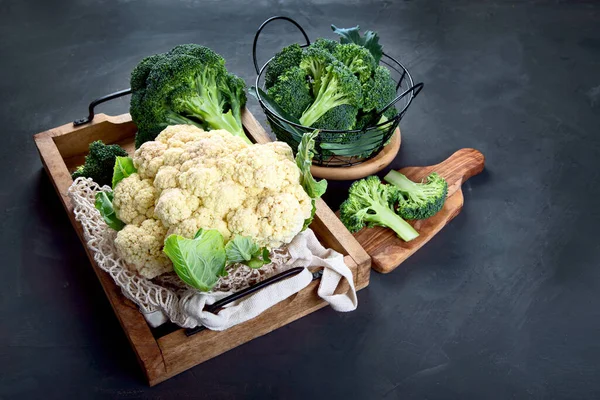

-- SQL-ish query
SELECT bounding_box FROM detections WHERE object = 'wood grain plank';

[352,148,485,273]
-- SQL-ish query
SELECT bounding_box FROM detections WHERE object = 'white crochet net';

[67,178,293,327]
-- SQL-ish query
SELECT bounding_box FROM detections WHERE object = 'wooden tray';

[351,148,485,273]
[33,109,371,386]
[310,128,401,181]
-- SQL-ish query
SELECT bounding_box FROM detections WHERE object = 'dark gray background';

[1,0,599,399]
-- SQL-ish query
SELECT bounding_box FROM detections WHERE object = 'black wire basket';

[252,16,424,167]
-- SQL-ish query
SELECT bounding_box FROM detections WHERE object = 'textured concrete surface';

[1,1,599,398]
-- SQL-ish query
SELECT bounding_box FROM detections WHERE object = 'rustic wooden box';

[33,109,371,386]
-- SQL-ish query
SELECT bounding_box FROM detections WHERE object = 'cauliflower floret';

[178,166,221,198]
[154,166,179,190]
[162,147,185,167]
[254,192,310,247]
[227,207,260,239]
[167,208,231,240]
[154,188,200,226]
[113,173,157,225]
[114,219,171,279]
[134,141,166,179]
[201,180,246,218]
[267,141,295,161]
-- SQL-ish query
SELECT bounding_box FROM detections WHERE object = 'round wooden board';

[310,128,401,181]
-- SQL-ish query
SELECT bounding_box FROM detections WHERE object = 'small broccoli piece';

[265,43,303,89]
[384,171,448,220]
[311,38,339,53]
[130,45,250,147]
[299,46,337,96]
[333,43,377,83]
[340,176,419,241]
[267,66,313,119]
[312,104,358,131]
[299,60,362,128]
[361,66,397,113]
[72,141,128,186]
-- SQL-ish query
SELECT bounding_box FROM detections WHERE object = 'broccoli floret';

[130,45,250,147]
[384,171,448,220]
[311,38,339,54]
[267,66,313,119]
[340,176,419,242]
[299,60,362,128]
[299,46,337,96]
[167,44,227,65]
[265,43,303,89]
[72,140,128,186]
[361,66,397,113]
[312,104,358,131]
[333,43,376,83]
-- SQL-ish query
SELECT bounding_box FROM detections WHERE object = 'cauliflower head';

[111,124,313,279]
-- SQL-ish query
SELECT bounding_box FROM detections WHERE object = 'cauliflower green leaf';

[94,191,125,231]
[225,235,271,269]
[296,130,328,230]
[163,228,227,292]
[112,156,137,188]
[296,130,328,199]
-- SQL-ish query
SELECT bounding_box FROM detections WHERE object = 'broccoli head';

[340,176,419,241]
[311,38,339,54]
[130,44,249,147]
[361,65,397,113]
[333,43,377,83]
[267,66,313,119]
[299,60,362,128]
[265,43,303,89]
[72,141,128,186]
[384,171,448,220]
[312,104,358,131]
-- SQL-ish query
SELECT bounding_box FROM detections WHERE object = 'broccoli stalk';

[299,61,362,128]
[172,68,248,141]
[384,171,448,220]
[340,176,419,242]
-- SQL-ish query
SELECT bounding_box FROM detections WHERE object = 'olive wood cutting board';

[351,148,485,273]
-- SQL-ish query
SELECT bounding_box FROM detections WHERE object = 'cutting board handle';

[436,147,485,182]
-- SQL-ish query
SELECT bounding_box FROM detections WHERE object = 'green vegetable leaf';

[296,130,328,229]
[296,130,328,199]
[302,199,317,231]
[331,25,383,64]
[94,191,125,231]
[225,235,271,269]
[163,229,227,292]
[112,156,137,188]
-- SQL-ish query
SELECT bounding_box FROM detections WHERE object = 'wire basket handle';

[377,82,424,120]
[252,16,311,75]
